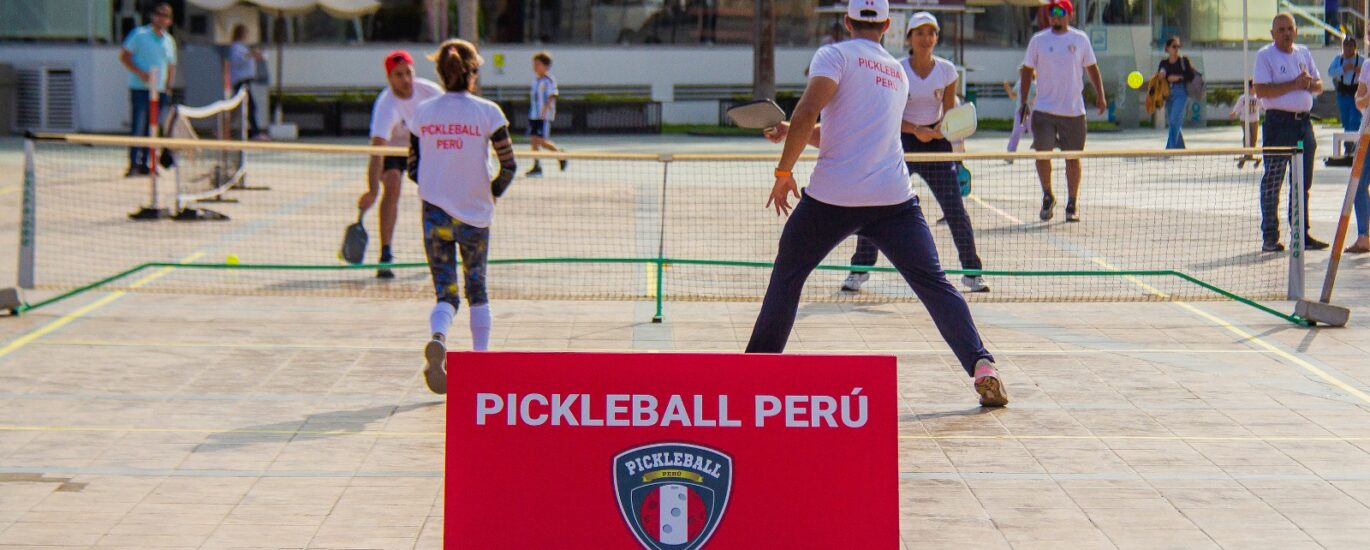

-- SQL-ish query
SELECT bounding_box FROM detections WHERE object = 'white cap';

[847,0,890,23]
[906,11,939,33]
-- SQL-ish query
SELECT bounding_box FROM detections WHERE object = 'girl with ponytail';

[405,39,517,394]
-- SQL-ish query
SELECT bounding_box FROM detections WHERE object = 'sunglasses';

[1049,6,1067,17]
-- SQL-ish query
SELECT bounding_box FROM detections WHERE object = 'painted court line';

[0,184,18,196]
[0,252,205,361]
[2,424,1366,443]
[970,192,1370,406]
[26,337,1277,356]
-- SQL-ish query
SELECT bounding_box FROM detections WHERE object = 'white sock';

[469,303,491,351]
[429,302,456,338]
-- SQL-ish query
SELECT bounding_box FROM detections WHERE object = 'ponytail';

[428,39,482,92]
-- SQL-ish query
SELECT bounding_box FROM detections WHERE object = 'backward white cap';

[847,0,890,23]
[907,11,939,33]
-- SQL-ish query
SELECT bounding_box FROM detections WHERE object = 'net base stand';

[1295,299,1350,327]
[173,208,231,222]
[197,196,240,204]
[0,288,21,316]
[129,207,172,220]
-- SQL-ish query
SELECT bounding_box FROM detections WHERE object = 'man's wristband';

[774,169,793,178]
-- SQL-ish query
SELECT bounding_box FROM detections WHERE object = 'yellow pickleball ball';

[1127,71,1144,89]
[225,254,240,265]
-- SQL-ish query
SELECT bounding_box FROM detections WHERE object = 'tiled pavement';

[2,129,1369,548]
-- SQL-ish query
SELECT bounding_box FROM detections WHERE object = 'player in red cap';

[360,49,444,278]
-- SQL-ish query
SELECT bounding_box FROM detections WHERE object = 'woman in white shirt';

[842,12,988,294]
[406,39,518,394]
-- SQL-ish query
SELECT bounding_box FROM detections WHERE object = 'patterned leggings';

[423,201,490,308]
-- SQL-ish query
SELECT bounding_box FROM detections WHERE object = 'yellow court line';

[0,424,441,437]
[0,252,205,361]
[0,185,19,196]
[898,434,1370,442]
[965,194,1370,406]
[26,338,1277,355]
[1174,301,1370,405]
[1,424,1365,443]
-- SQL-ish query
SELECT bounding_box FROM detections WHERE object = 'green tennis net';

[15,135,1305,317]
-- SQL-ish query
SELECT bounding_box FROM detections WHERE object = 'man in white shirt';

[1254,13,1330,252]
[748,0,1007,407]
[1019,0,1106,223]
[361,50,444,278]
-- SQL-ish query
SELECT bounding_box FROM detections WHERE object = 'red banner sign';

[445,351,897,549]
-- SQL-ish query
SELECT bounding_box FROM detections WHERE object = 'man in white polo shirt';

[1019,0,1106,223]
[746,0,1007,407]
[1254,13,1330,252]
[360,50,444,278]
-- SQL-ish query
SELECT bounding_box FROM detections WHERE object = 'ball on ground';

[1127,71,1144,89]
[225,254,240,265]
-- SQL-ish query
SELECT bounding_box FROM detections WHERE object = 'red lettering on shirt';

[436,137,465,150]
[419,123,484,138]
[858,57,904,82]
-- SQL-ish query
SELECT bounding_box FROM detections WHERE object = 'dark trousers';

[745,193,993,375]
[129,89,172,169]
[852,134,982,272]
[1260,110,1315,243]
[232,79,262,136]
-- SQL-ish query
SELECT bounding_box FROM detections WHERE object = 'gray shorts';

[1031,111,1087,152]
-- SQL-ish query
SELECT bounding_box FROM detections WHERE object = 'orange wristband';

[774,169,793,178]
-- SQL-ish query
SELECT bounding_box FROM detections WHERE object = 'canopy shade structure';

[185,0,382,130]
[186,0,381,18]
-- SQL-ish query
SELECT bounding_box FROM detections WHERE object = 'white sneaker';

[961,275,990,293]
[841,272,869,291]
[423,334,447,395]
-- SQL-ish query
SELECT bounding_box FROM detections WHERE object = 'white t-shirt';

[405,92,510,228]
[805,39,914,207]
[370,78,444,147]
[1231,93,1263,124]
[1021,27,1098,117]
[1253,43,1320,113]
[900,55,958,126]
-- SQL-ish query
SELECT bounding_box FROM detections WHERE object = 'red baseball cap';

[1049,0,1074,15]
[383,49,414,74]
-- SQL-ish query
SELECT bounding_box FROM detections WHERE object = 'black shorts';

[527,119,550,138]
[381,156,406,173]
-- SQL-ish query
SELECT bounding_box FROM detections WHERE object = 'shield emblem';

[613,443,732,550]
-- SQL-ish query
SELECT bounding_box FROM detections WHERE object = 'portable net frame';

[165,88,250,218]
[14,135,1309,323]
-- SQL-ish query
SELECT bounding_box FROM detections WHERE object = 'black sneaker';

[526,164,543,178]
[124,165,150,177]
[1065,201,1079,222]
[1305,236,1330,250]
[1039,194,1056,221]
[558,157,568,171]
[377,257,395,279]
[423,333,447,394]
[1262,241,1285,252]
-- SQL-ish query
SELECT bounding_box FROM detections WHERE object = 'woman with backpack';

[1158,36,1196,149]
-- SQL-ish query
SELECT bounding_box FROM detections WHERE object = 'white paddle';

[726,99,786,131]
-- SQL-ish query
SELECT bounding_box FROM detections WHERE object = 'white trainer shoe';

[841,272,870,291]
[961,275,990,293]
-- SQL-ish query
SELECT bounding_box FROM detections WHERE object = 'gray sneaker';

[1039,194,1056,221]
[841,272,870,291]
[423,333,447,395]
[961,275,990,293]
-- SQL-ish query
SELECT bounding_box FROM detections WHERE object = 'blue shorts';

[527,119,550,139]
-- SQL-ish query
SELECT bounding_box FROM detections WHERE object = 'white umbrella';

[186,0,383,124]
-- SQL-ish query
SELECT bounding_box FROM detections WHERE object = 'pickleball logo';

[614,443,732,550]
